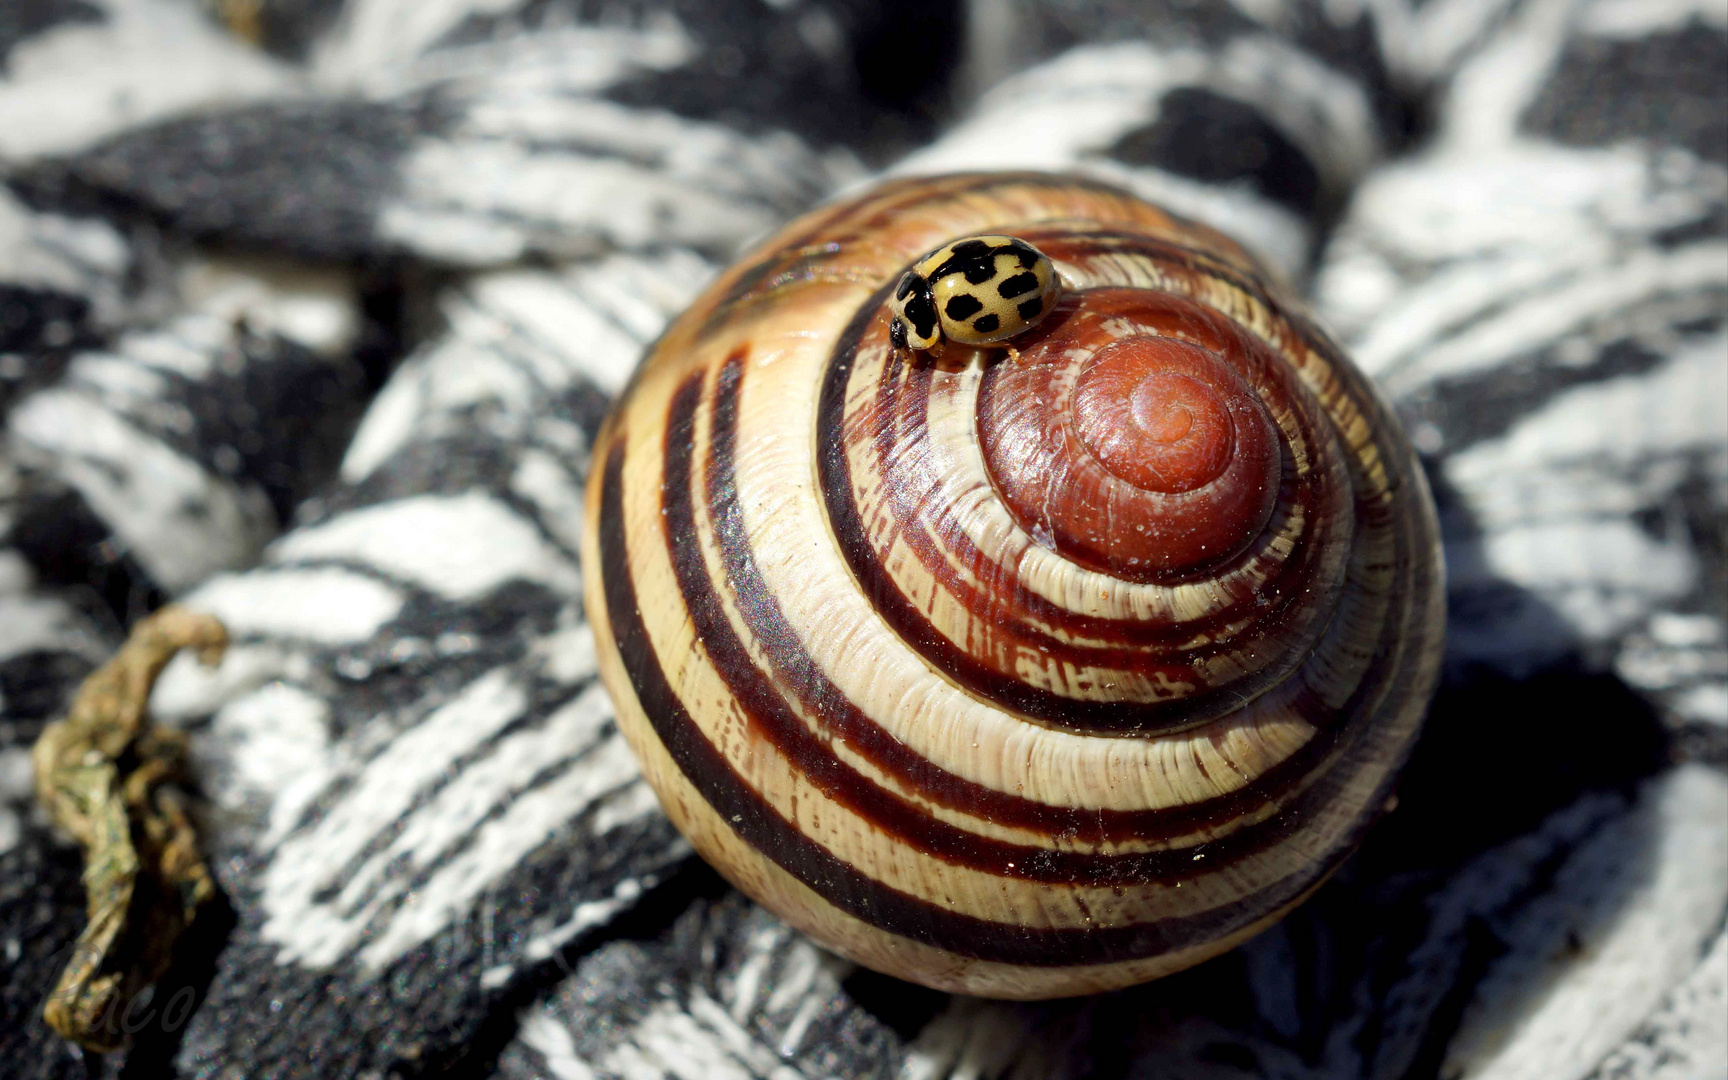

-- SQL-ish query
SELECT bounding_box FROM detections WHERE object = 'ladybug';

[889,235,1061,351]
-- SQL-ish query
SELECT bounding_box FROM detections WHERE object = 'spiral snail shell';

[580,173,1445,999]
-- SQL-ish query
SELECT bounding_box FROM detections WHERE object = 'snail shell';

[581,172,1445,999]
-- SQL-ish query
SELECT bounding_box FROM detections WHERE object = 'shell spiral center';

[978,290,1282,581]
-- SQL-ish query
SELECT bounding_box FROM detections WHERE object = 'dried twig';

[31,606,229,1052]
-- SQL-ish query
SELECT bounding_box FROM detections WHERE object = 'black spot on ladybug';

[930,240,1003,285]
[1017,297,1043,320]
[895,272,921,301]
[971,313,1000,335]
[997,272,1038,299]
[905,291,937,339]
[1004,239,1041,268]
[944,294,983,321]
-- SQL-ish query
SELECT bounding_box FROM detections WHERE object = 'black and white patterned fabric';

[0,1,1722,1078]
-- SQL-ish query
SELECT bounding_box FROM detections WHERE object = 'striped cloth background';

[0,1,1722,1078]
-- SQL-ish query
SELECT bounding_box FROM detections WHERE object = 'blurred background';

[0,1,1723,1078]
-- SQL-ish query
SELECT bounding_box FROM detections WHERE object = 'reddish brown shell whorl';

[581,173,1445,999]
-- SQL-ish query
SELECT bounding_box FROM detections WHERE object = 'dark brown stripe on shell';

[601,436,1374,965]
[816,286,1350,736]
[671,358,1230,870]
[680,347,1392,879]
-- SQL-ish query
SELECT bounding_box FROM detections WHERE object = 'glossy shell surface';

[581,172,1445,999]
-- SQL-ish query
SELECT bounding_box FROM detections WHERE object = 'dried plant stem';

[31,606,228,1052]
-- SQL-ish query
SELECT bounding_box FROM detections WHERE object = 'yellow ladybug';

[889,235,1061,351]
